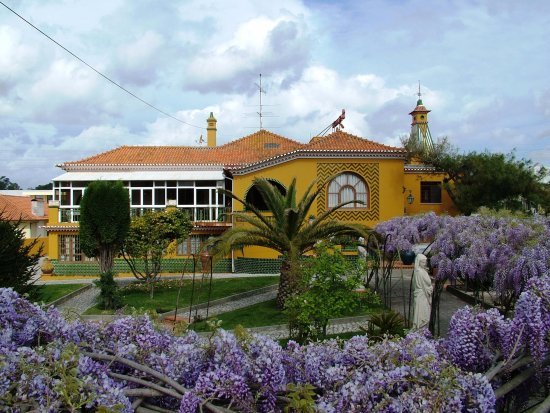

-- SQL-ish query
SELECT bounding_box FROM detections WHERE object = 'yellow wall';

[231,157,406,258]
[23,237,48,256]
[46,229,78,259]
[48,232,58,259]
[403,172,458,216]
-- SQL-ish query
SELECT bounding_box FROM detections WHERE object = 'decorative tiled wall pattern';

[316,162,380,221]
[234,257,282,274]
[51,258,231,275]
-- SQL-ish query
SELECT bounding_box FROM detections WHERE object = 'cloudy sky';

[1,0,549,188]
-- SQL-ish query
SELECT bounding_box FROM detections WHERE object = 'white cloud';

[0,26,37,78]
[114,31,165,86]
[184,14,310,92]
[0,0,549,188]
[57,125,138,153]
[30,59,99,100]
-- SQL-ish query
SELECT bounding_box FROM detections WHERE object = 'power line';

[0,1,205,130]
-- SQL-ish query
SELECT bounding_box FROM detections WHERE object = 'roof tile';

[304,130,404,152]
[60,129,404,170]
[0,195,48,221]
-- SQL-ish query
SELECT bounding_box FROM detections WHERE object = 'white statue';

[357,237,367,259]
[412,253,433,330]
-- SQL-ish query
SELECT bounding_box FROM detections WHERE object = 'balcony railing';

[59,208,81,223]
[180,207,231,223]
[59,206,232,224]
[130,207,164,218]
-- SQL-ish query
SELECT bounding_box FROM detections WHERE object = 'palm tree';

[212,177,370,308]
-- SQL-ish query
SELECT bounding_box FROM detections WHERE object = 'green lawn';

[84,276,279,315]
[37,284,87,304]
[191,298,383,332]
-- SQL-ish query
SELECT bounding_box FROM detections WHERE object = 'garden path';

[48,271,468,338]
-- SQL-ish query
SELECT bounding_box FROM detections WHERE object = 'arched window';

[245,180,286,211]
[327,173,368,208]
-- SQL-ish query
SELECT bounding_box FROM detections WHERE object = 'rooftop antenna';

[244,73,278,130]
[255,74,267,130]
[315,109,346,137]
[418,80,422,99]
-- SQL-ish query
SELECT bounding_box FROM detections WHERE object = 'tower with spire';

[409,83,434,153]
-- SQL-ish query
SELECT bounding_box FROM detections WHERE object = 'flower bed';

[1,275,548,412]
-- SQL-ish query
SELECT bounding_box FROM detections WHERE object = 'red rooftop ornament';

[331,109,346,130]
[316,109,346,137]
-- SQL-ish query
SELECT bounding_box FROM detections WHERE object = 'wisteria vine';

[375,213,550,313]
[1,277,549,412]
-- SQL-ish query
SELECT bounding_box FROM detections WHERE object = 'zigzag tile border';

[317,163,380,221]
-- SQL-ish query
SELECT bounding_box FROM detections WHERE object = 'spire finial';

[416,81,423,105]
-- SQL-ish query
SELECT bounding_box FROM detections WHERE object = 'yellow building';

[404,97,457,216]
[45,100,454,275]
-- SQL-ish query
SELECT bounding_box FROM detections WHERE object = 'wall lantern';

[407,191,415,204]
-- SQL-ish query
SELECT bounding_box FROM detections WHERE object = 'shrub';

[0,213,42,298]
[285,243,375,343]
[94,270,121,310]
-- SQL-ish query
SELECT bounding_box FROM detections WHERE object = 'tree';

[79,181,130,273]
[212,177,370,308]
[0,176,21,190]
[121,208,193,298]
[34,183,53,190]
[402,136,550,214]
[0,212,42,296]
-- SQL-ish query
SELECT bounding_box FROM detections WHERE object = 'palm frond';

[298,221,370,252]
[210,227,285,256]
[230,211,272,230]
[285,178,297,210]
[252,178,288,225]
[218,187,274,231]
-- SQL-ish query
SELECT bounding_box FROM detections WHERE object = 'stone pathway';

[56,285,100,314]
[243,316,372,340]
[180,290,277,321]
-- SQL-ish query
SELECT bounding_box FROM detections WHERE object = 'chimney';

[207,112,217,147]
[31,198,44,217]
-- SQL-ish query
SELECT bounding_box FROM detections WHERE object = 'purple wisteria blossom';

[376,214,550,307]
[3,279,548,412]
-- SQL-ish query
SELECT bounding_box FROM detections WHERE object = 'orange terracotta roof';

[61,145,216,166]
[0,195,48,221]
[60,129,404,171]
[60,130,304,168]
[216,130,304,166]
[408,98,431,115]
[303,130,404,152]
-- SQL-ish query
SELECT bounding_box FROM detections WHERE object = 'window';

[245,180,286,211]
[178,188,194,205]
[420,181,442,203]
[55,179,226,223]
[154,188,165,206]
[143,189,153,205]
[177,235,208,255]
[327,173,368,208]
[58,235,86,262]
[72,189,83,206]
[196,189,209,205]
[131,189,141,205]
